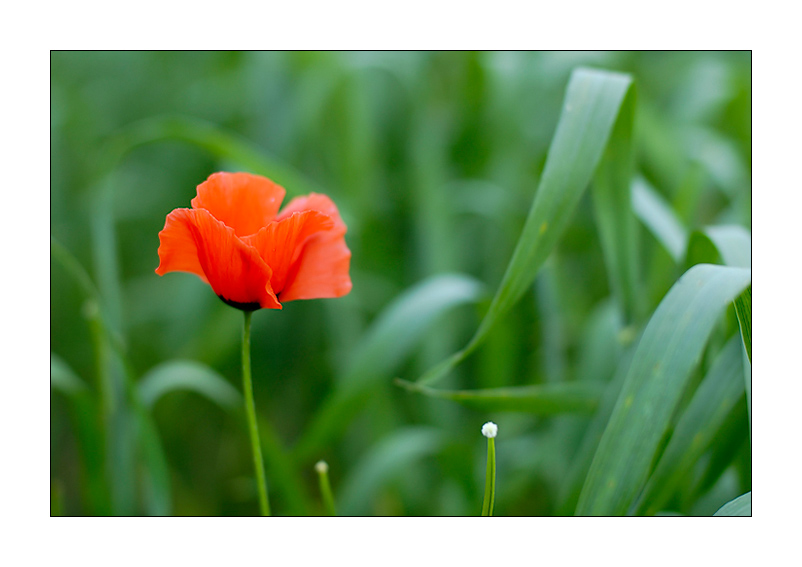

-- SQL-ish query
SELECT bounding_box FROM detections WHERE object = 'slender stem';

[315,461,337,516]
[481,437,496,516]
[242,311,270,516]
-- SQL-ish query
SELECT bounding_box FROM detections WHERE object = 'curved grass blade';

[138,360,242,412]
[337,427,444,516]
[395,379,602,415]
[293,274,483,463]
[416,67,635,386]
[632,335,744,515]
[686,225,752,269]
[575,263,752,515]
[713,491,751,516]
[632,176,687,262]
[734,284,752,427]
[735,285,751,364]
[591,81,641,322]
[557,344,634,515]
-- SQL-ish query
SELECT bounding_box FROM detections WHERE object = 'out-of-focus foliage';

[51,51,751,516]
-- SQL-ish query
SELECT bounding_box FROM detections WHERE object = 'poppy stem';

[242,310,271,516]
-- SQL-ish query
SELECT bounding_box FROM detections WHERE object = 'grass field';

[50,51,751,517]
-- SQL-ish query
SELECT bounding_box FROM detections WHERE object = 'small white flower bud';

[481,421,498,438]
[315,460,329,474]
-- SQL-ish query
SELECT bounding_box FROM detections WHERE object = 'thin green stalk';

[481,422,497,516]
[242,311,271,516]
[315,461,337,516]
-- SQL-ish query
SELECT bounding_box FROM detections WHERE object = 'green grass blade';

[395,380,602,415]
[575,263,752,515]
[632,176,687,262]
[632,335,744,515]
[734,285,751,364]
[591,81,640,322]
[138,360,243,411]
[713,491,751,516]
[734,284,751,427]
[417,67,635,386]
[557,344,634,515]
[687,225,752,269]
[293,274,483,463]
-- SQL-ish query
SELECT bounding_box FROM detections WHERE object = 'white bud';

[481,421,498,438]
[315,460,329,474]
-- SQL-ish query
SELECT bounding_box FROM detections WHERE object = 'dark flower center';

[218,295,261,311]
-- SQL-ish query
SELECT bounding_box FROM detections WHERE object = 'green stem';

[315,461,337,516]
[242,311,271,516]
[481,437,496,517]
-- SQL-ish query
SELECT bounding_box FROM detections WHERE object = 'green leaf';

[337,427,444,516]
[591,80,641,322]
[734,285,751,363]
[734,284,752,427]
[631,176,687,262]
[557,344,634,515]
[575,263,752,515]
[395,380,602,415]
[713,491,751,516]
[416,67,635,386]
[687,225,752,269]
[633,335,744,515]
[138,360,242,411]
[293,274,483,463]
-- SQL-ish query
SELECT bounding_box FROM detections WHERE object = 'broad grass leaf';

[713,491,751,516]
[632,335,744,515]
[557,344,634,515]
[575,263,751,515]
[416,67,636,386]
[138,360,242,411]
[591,80,641,322]
[734,285,752,426]
[395,380,602,415]
[686,225,751,269]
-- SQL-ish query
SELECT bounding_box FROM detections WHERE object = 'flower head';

[156,172,352,310]
[481,421,498,438]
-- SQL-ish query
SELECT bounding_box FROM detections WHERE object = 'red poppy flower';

[156,172,352,310]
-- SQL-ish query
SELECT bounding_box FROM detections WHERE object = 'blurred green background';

[50,51,751,516]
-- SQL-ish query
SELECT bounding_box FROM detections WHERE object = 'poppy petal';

[191,172,286,237]
[156,208,281,310]
[243,210,334,295]
[274,194,352,302]
[155,208,209,284]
